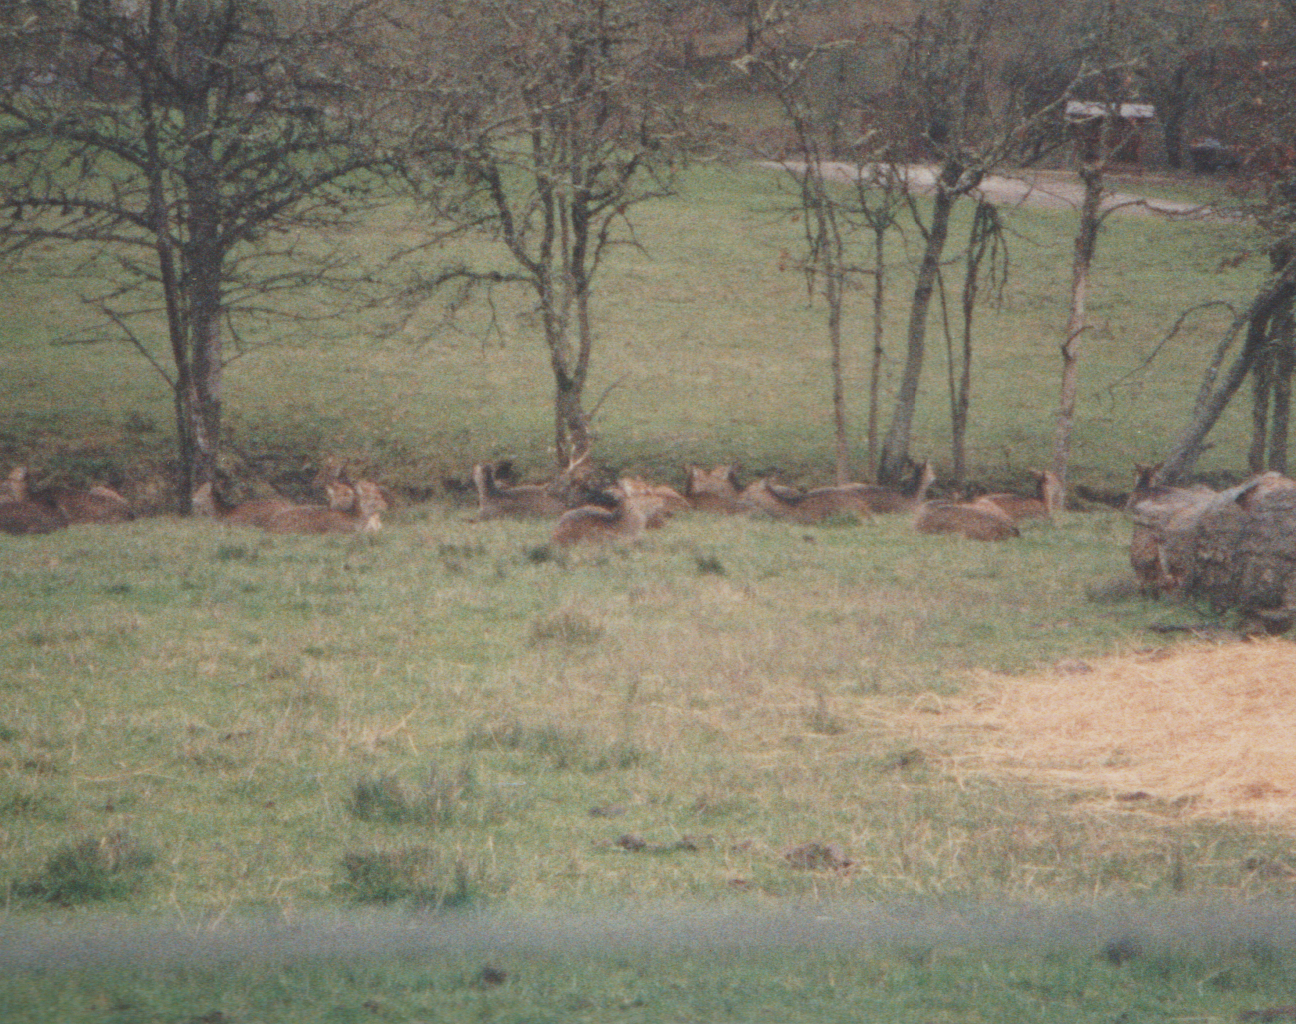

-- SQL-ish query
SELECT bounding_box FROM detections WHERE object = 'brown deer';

[0,495,67,535]
[550,478,665,547]
[739,461,935,524]
[618,476,690,529]
[972,469,1064,522]
[849,460,937,514]
[314,458,395,514]
[192,481,299,529]
[471,452,593,520]
[6,465,134,524]
[262,480,385,534]
[683,464,745,514]
[913,500,1020,541]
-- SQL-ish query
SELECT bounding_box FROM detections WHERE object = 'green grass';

[1,162,1292,1021]
[0,162,1264,499]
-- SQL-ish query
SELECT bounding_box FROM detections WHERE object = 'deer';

[619,476,691,529]
[262,480,385,534]
[972,469,1064,523]
[313,457,394,514]
[848,460,937,514]
[471,451,594,520]
[683,464,745,514]
[0,494,67,535]
[5,465,134,524]
[739,461,935,524]
[913,500,1021,541]
[192,481,299,529]
[550,478,665,547]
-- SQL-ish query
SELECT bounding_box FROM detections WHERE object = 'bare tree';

[0,0,389,504]
[1051,0,1151,494]
[944,198,1006,487]
[875,0,1019,485]
[1159,1,1296,482]
[745,34,860,483]
[393,0,690,466]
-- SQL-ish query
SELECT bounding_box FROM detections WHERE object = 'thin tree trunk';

[1250,347,1273,474]
[1052,163,1102,494]
[878,184,957,485]
[828,268,848,483]
[1271,333,1293,473]
[867,228,886,479]
[951,250,976,487]
[1160,271,1296,482]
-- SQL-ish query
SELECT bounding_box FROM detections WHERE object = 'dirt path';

[764,161,1219,219]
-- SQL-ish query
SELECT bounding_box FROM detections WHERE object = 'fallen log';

[1130,471,1296,632]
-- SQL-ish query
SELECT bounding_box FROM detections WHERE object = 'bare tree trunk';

[1160,264,1296,483]
[867,229,886,479]
[878,183,957,485]
[1052,162,1102,494]
[950,263,973,487]
[827,268,848,483]
[1250,347,1273,474]
[1272,318,1295,473]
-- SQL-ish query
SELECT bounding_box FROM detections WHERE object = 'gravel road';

[764,161,1219,219]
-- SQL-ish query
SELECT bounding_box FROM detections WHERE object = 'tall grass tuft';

[12,832,157,905]
[465,721,654,772]
[339,846,500,908]
[347,764,525,828]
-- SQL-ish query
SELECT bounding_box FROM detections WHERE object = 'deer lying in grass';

[0,489,68,535]
[683,464,745,514]
[550,478,665,547]
[4,465,134,525]
[263,480,385,534]
[192,482,298,528]
[854,460,938,514]
[972,469,1064,522]
[739,461,935,525]
[622,476,690,528]
[913,500,1021,541]
[314,458,395,515]
[471,452,593,519]
[739,478,870,524]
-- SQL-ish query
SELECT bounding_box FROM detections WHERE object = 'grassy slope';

[0,163,1262,497]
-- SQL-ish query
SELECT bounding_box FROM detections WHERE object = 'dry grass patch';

[910,639,1296,827]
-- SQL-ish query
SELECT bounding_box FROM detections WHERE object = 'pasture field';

[3,164,1295,1021]
[3,507,1296,1021]
[0,162,1264,499]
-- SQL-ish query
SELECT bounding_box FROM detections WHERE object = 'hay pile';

[919,640,1296,825]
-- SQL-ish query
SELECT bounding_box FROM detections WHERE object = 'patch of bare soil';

[906,640,1296,827]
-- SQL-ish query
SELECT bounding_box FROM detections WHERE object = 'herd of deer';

[0,456,1067,546]
[472,454,1066,546]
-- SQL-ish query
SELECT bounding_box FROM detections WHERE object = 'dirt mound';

[914,640,1296,826]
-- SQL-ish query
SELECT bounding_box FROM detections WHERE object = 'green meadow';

[2,164,1294,1022]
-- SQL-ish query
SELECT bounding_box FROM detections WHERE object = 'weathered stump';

[1132,475,1296,631]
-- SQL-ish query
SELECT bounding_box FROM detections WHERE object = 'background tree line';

[1,0,1293,499]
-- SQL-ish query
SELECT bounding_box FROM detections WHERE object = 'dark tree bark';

[1160,256,1296,483]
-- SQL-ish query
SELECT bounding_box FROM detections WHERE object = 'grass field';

[0,162,1264,500]
[3,163,1295,1022]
